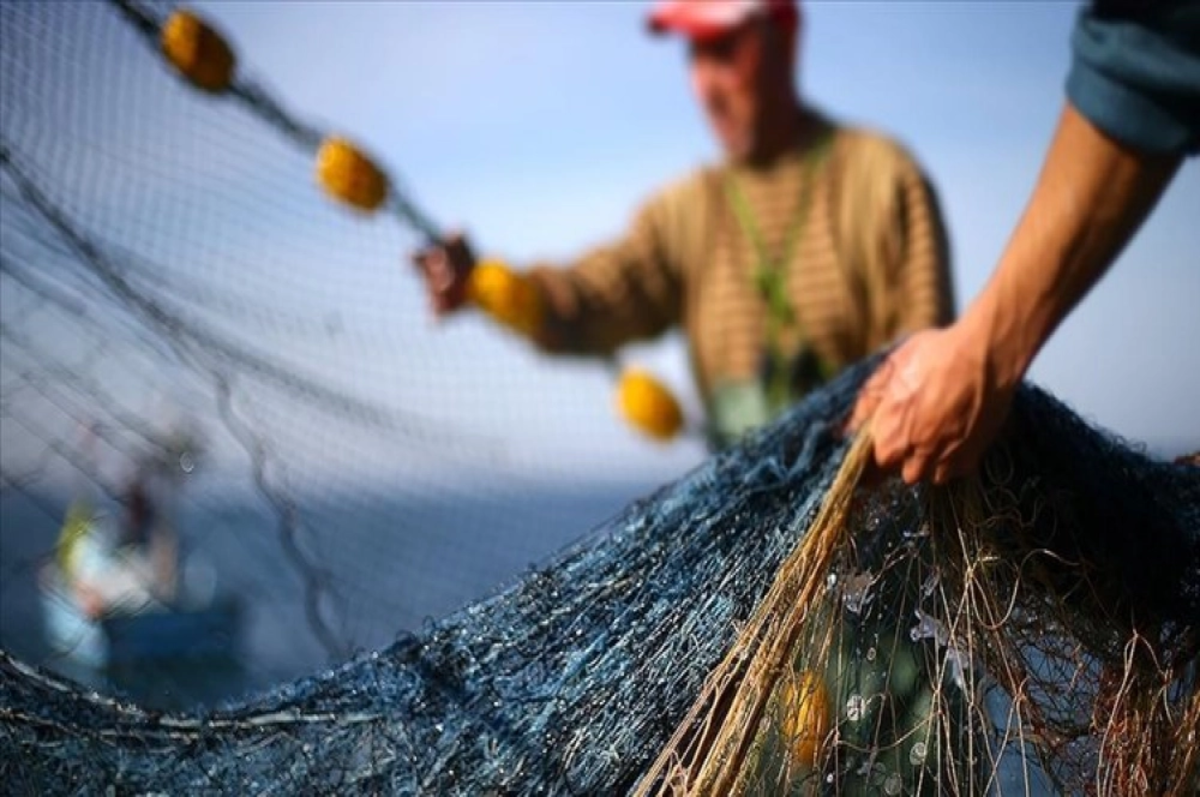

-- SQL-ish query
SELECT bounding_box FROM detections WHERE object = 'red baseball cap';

[647,0,799,42]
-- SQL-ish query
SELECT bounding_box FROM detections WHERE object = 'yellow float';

[779,670,831,769]
[315,137,389,212]
[466,260,544,338]
[160,9,236,93]
[615,369,684,442]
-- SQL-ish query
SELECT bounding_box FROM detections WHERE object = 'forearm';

[964,102,1181,388]
[523,267,595,355]
[525,245,680,356]
[525,267,671,357]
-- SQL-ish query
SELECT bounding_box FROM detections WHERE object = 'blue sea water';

[0,480,663,711]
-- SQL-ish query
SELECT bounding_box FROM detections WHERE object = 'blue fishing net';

[2,363,1198,794]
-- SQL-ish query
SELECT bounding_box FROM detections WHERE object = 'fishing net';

[3,363,1198,795]
[2,2,1198,795]
[0,0,702,707]
[640,388,1199,796]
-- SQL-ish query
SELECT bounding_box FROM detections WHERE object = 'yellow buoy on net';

[315,137,390,213]
[616,369,684,442]
[467,260,544,338]
[160,9,236,94]
[779,670,831,770]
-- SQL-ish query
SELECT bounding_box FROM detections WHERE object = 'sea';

[0,478,670,712]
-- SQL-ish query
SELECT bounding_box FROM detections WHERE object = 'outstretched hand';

[849,325,1018,485]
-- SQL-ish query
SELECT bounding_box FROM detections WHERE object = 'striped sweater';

[527,113,954,435]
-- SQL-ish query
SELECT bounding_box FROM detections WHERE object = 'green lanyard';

[724,134,831,411]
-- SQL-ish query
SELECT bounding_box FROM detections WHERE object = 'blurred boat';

[40,562,241,670]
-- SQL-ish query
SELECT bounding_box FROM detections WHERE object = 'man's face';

[688,19,782,161]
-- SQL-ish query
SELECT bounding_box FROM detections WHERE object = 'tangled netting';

[642,379,1199,796]
[2,361,1198,795]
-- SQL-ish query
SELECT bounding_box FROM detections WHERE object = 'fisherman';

[408,3,955,788]
[54,429,197,620]
[57,471,176,619]
[414,0,955,449]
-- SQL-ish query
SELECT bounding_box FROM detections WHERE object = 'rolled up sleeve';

[1067,1,1200,155]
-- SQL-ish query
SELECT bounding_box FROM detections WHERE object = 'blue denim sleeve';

[1066,1,1200,155]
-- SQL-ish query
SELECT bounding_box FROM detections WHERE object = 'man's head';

[648,0,801,163]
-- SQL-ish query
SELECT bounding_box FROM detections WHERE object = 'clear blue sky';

[186,1,1197,459]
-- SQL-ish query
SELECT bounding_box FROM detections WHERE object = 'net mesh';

[3,367,1197,795]
[638,387,1198,796]
[0,0,702,705]
[1,2,1198,795]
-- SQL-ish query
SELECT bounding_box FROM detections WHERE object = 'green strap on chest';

[724,134,832,412]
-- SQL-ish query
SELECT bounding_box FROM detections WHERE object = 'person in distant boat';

[57,460,181,619]
[852,0,1200,483]
[412,0,955,449]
